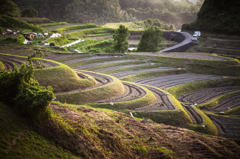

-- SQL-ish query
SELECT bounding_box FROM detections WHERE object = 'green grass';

[0,102,79,159]
[226,106,240,115]
[54,24,99,33]
[0,61,5,71]
[38,22,68,27]
[55,71,125,104]
[167,78,240,98]
[121,69,187,82]
[66,28,112,38]
[34,61,97,93]
[86,61,145,71]
[88,82,156,110]
[189,107,218,135]
[46,35,74,46]
[103,22,143,30]
[0,15,45,33]
[67,56,134,68]
[133,85,192,127]
[0,53,97,93]
[101,63,162,74]
[197,90,240,110]
[56,54,94,63]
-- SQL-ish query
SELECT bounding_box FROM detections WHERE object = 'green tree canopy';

[137,26,164,52]
[21,6,38,17]
[113,25,130,53]
[0,0,20,17]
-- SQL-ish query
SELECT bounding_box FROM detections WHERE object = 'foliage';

[38,22,68,27]
[49,42,55,46]
[54,24,99,33]
[0,61,5,71]
[0,50,54,119]
[4,34,25,44]
[182,0,240,35]
[0,15,44,32]
[113,25,129,53]
[21,6,38,17]
[137,26,164,52]
[0,0,20,17]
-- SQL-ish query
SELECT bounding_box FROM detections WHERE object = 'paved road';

[159,32,193,52]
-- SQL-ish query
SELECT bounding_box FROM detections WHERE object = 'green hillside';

[182,0,240,34]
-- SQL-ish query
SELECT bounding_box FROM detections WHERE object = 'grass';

[121,69,187,82]
[46,35,74,46]
[67,56,134,68]
[56,54,94,63]
[15,17,51,24]
[55,71,125,104]
[0,53,97,93]
[226,106,240,115]
[38,22,68,27]
[34,60,97,93]
[66,28,111,38]
[88,82,156,110]
[86,61,145,71]
[128,54,240,76]
[197,90,240,110]
[167,78,240,98]
[0,61,5,71]
[101,63,161,74]
[189,107,218,135]
[54,24,99,33]
[0,102,79,159]
[133,85,192,127]
[103,22,143,30]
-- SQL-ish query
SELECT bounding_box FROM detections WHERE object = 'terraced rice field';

[111,67,176,78]
[94,63,149,72]
[0,54,59,71]
[207,114,240,138]
[131,52,232,61]
[211,95,240,112]
[135,74,222,89]
[178,86,240,104]
[183,105,203,125]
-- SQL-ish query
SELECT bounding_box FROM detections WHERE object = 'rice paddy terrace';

[1,48,240,139]
[1,26,240,157]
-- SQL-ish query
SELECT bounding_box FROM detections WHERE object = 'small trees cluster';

[0,50,54,120]
[113,25,130,53]
[21,6,38,17]
[137,26,164,52]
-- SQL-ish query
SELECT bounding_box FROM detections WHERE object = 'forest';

[10,0,203,26]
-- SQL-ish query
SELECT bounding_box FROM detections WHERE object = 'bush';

[0,15,44,32]
[0,51,54,119]
[16,34,25,44]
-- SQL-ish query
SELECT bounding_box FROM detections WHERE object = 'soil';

[135,74,222,89]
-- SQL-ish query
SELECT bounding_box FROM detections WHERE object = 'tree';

[113,25,130,53]
[0,0,20,17]
[137,26,164,52]
[21,6,38,17]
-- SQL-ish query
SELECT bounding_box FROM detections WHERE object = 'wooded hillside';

[182,0,240,34]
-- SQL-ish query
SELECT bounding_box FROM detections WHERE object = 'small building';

[23,32,35,40]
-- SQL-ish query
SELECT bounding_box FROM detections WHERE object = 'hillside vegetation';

[182,0,240,34]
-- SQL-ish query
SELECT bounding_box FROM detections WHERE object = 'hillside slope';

[182,0,240,34]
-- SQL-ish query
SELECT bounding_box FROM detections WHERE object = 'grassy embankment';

[0,53,97,93]
[0,61,5,71]
[89,81,156,110]
[38,22,68,27]
[0,102,80,158]
[53,24,99,33]
[133,85,192,127]
[55,71,125,105]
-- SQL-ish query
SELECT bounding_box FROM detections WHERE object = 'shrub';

[16,34,25,44]
[0,50,54,119]
[0,15,44,32]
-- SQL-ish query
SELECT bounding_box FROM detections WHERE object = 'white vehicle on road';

[192,34,198,41]
[194,31,201,36]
